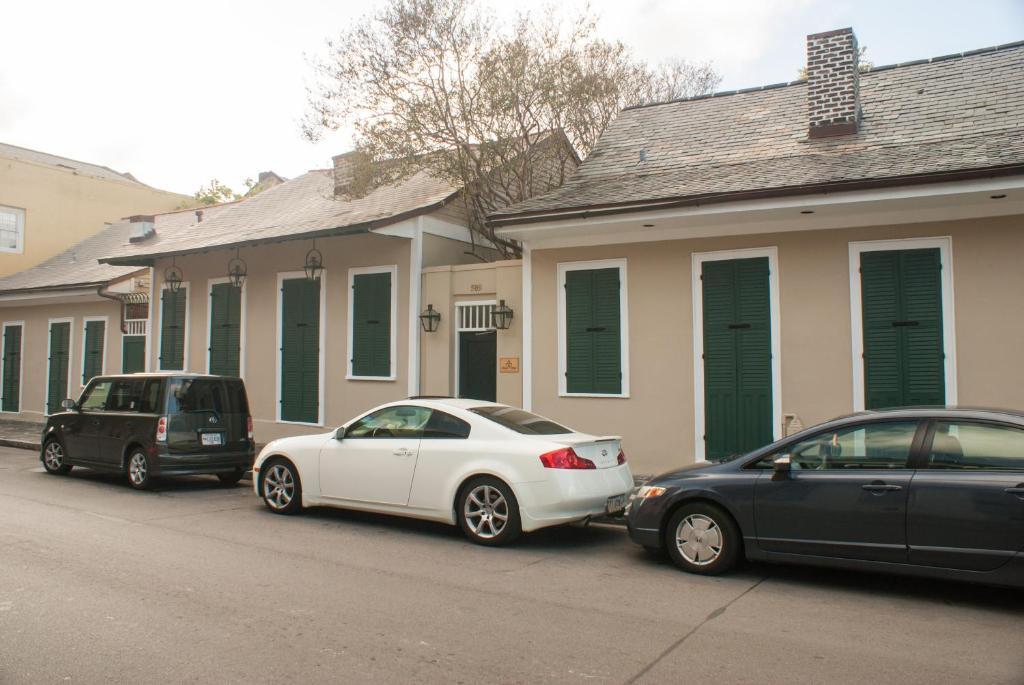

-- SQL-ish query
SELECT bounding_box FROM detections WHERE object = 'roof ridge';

[624,38,1024,112]
[0,140,143,184]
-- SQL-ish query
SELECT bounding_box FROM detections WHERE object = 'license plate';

[606,494,627,514]
[201,432,224,447]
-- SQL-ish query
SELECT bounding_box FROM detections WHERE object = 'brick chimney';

[126,215,155,243]
[806,27,861,139]
[332,151,361,198]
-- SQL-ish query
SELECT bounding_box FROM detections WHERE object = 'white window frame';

[556,258,630,398]
[275,270,327,427]
[453,299,497,398]
[692,247,783,462]
[0,205,25,254]
[156,282,190,372]
[44,317,74,415]
[848,236,957,412]
[1,320,25,413]
[80,315,109,387]
[205,277,247,379]
[346,264,399,381]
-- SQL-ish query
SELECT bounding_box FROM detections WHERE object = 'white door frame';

[206,277,247,379]
[848,236,957,411]
[156,281,190,371]
[45,317,74,414]
[453,299,497,398]
[1,320,25,413]
[80,315,109,388]
[275,270,327,426]
[692,247,782,462]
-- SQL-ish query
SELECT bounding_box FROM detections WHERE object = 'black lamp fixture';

[419,304,441,333]
[227,248,247,288]
[304,239,324,281]
[164,258,183,294]
[493,299,514,330]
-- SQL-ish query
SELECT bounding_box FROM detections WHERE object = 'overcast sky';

[2,0,1021,196]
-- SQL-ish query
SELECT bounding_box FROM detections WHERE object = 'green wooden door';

[209,282,242,376]
[159,287,187,370]
[122,335,146,374]
[351,271,392,377]
[2,325,22,412]
[47,321,71,414]
[82,320,106,384]
[280,277,320,423]
[702,258,773,460]
[565,268,622,394]
[861,248,945,409]
[458,330,497,402]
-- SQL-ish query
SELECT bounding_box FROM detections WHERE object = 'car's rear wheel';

[126,449,154,490]
[457,477,521,546]
[217,469,244,486]
[665,503,740,575]
[42,439,72,475]
[260,459,302,515]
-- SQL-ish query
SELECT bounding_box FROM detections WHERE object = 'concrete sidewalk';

[0,418,43,451]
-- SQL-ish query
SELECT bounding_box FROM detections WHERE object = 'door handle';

[862,483,902,493]
[392,448,413,457]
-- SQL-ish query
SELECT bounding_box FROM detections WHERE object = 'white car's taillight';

[247,416,254,440]
[156,416,167,443]
[539,447,596,470]
[617,448,627,465]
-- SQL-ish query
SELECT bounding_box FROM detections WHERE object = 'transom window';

[0,206,25,253]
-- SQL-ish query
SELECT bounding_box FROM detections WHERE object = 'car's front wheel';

[126,449,155,490]
[260,459,302,515]
[457,477,522,546]
[665,503,741,575]
[41,439,72,475]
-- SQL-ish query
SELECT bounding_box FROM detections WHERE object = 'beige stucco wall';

[0,298,131,421]
[529,215,1024,476]
[0,155,189,276]
[420,260,523,406]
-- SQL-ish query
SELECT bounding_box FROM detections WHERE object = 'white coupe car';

[252,399,633,545]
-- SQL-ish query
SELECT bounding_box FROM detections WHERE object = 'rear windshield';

[165,378,249,415]
[470,406,571,435]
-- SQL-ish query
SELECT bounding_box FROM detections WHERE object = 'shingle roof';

[0,141,154,187]
[102,168,459,265]
[490,41,1024,223]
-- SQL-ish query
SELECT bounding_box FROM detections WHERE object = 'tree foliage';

[191,177,258,206]
[303,0,720,258]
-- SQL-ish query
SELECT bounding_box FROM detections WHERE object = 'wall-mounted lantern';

[419,304,441,333]
[304,239,324,281]
[493,299,514,330]
[227,248,247,288]
[164,259,183,294]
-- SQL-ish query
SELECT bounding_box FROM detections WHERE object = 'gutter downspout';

[97,284,128,334]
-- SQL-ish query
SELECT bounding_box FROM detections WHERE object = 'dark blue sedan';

[627,408,1024,588]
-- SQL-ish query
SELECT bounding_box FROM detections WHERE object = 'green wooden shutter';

[122,335,146,374]
[280,277,320,423]
[2,325,22,412]
[209,283,241,376]
[861,248,945,409]
[702,258,773,460]
[82,320,106,383]
[159,287,187,370]
[47,321,71,414]
[351,271,392,377]
[565,268,621,394]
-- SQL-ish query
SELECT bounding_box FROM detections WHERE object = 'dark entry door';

[122,335,146,373]
[280,277,320,423]
[209,282,242,376]
[2,324,22,412]
[459,330,496,402]
[702,257,773,460]
[47,321,71,415]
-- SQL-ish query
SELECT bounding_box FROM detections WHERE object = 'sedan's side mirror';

[773,454,792,475]
[334,426,345,441]
[60,399,78,412]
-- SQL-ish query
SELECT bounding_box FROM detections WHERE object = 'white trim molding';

[691,247,783,462]
[555,258,630,398]
[408,222,423,396]
[347,264,400,382]
[80,315,109,387]
[156,281,190,372]
[522,242,533,410]
[44,317,74,415]
[1,320,25,413]
[205,277,248,379]
[275,270,327,427]
[848,236,957,412]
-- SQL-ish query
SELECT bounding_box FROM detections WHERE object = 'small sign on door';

[499,357,520,374]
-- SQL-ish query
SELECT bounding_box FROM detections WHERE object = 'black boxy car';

[41,374,255,490]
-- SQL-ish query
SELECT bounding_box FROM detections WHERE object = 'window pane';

[470,406,571,435]
[107,380,143,412]
[784,421,918,470]
[423,410,471,439]
[80,382,112,411]
[139,380,162,413]
[346,406,431,438]
[166,379,226,414]
[929,421,1024,471]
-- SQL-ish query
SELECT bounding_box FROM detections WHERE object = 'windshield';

[470,406,571,435]
[165,378,247,415]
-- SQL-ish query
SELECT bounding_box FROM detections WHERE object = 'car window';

[79,381,112,412]
[166,379,226,415]
[422,410,471,439]
[756,421,919,470]
[470,406,571,435]
[345,406,432,439]
[927,421,1024,471]
[106,380,143,412]
[139,380,162,413]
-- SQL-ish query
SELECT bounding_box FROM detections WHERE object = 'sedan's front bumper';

[515,464,634,532]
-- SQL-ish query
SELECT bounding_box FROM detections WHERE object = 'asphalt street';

[1,445,1022,684]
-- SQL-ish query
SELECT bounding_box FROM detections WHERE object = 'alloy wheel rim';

[464,485,508,539]
[129,453,147,485]
[44,442,63,470]
[263,465,294,510]
[675,514,723,566]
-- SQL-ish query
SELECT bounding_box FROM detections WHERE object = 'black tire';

[457,476,522,546]
[664,502,741,576]
[41,439,72,475]
[260,458,302,515]
[125,448,155,490]
[217,470,244,486]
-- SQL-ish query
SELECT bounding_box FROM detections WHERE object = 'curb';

[0,439,40,451]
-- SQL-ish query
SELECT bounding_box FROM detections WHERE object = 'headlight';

[635,485,667,499]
